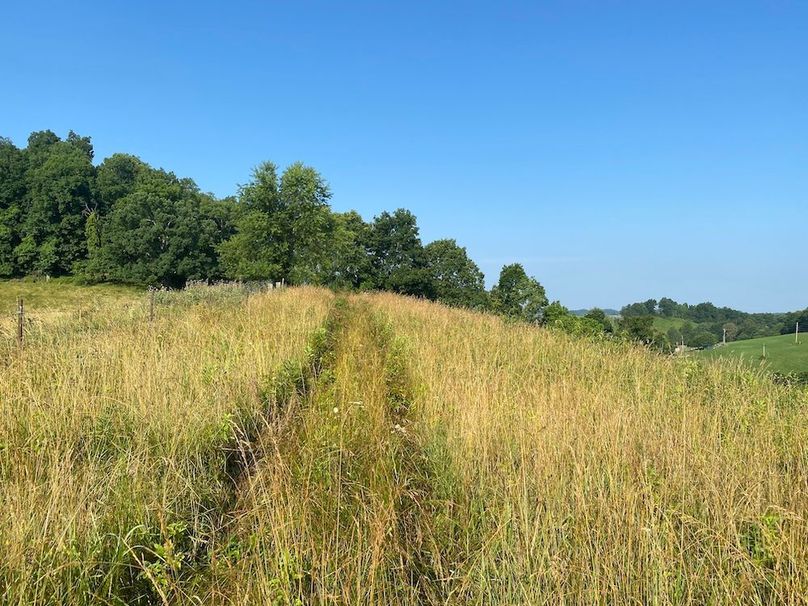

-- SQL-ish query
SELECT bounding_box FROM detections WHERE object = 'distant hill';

[618,296,805,347]
[571,308,620,317]
[695,333,808,376]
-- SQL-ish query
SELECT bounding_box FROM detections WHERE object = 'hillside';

[570,307,620,317]
[653,315,687,332]
[697,332,808,376]
[0,277,140,313]
[1,281,806,604]
[619,297,796,348]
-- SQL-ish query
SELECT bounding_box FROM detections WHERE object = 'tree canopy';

[0,131,493,309]
[365,209,433,298]
[7,128,788,352]
[620,294,788,346]
[491,263,548,323]
[424,239,487,309]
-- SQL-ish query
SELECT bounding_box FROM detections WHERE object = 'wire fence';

[4,280,287,354]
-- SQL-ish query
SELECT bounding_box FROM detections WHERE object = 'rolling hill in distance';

[696,333,808,376]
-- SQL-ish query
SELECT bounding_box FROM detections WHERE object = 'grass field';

[1,281,806,604]
[0,277,143,346]
[653,316,687,333]
[0,277,141,313]
[697,332,808,375]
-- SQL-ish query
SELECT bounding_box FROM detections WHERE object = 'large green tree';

[279,162,333,283]
[219,161,333,284]
[95,153,147,214]
[544,301,607,337]
[584,307,613,333]
[16,130,96,275]
[320,210,374,289]
[543,300,571,326]
[424,238,487,309]
[619,315,655,344]
[218,209,287,281]
[490,263,548,323]
[365,209,433,298]
[85,169,227,286]
[0,138,27,276]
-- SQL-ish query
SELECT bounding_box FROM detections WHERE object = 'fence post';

[149,288,155,322]
[16,296,24,350]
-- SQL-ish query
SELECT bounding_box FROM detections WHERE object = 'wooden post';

[149,288,155,322]
[16,297,24,350]
[797,321,800,344]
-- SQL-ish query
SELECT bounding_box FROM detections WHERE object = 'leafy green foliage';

[584,307,613,333]
[424,239,487,309]
[218,161,333,284]
[320,211,374,289]
[779,308,808,335]
[1,129,573,321]
[84,169,230,286]
[544,301,610,337]
[95,153,146,213]
[622,295,789,347]
[491,263,547,323]
[18,132,96,275]
[0,138,26,276]
[618,315,655,344]
[218,210,287,281]
[365,209,433,298]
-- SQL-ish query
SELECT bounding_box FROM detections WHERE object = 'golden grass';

[196,298,430,604]
[1,286,806,604]
[0,276,140,313]
[371,292,808,604]
[0,284,331,603]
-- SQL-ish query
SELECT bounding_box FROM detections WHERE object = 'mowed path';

[197,298,444,605]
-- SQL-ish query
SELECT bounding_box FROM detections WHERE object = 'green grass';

[0,277,141,315]
[653,316,687,333]
[696,332,808,375]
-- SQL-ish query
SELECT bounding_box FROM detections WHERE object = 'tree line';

[12,129,803,351]
[619,296,804,348]
[2,129,590,328]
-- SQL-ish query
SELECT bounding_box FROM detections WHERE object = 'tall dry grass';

[197,298,434,605]
[372,292,808,605]
[0,284,331,604]
[2,286,806,604]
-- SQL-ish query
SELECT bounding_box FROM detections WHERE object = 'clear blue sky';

[2,1,806,311]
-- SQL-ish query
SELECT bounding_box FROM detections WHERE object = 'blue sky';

[2,1,806,311]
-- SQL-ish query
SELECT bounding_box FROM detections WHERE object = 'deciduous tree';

[366,209,433,298]
[491,263,548,323]
[424,238,487,308]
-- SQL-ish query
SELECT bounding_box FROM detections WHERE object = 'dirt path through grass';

[190,297,448,605]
